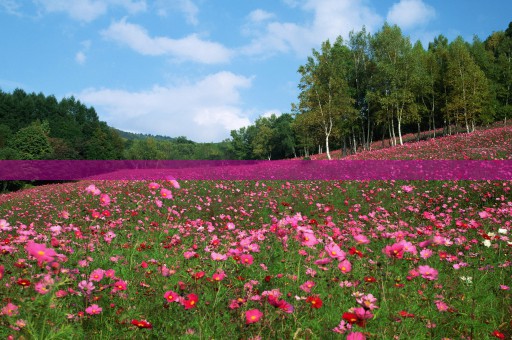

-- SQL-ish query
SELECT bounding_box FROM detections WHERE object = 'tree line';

[230,22,512,160]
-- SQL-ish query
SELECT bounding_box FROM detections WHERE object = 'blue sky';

[1,0,511,142]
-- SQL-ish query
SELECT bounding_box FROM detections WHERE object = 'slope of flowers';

[309,125,512,160]
[0,179,511,339]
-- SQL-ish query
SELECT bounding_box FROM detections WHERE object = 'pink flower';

[104,269,115,279]
[148,182,160,190]
[383,242,404,259]
[354,234,370,244]
[212,270,226,282]
[168,179,180,189]
[85,304,102,315]
[184,251,197,259]
[300,232,319,247]
[347,332,366,340]
[113,280,127,291]
[338,259,352,274]
[1,303,19,316]
[420,249,433,259]
[160,188,173,199]
[211,252,227,261]
[90,269,105,282]
[299,281,316,293]
[26,241,57,266]
[35,282,50,295]
[164,290,179,303]
[418,265,438,280]
[240,254,254,265]
[500,285,510,290]
[85,184,101,195]
[325,242,346,261]
[435,300,449,312]
[246,309,263,324]
[0,265,4,280]
[356,294,379,310]
[99,194,110,206]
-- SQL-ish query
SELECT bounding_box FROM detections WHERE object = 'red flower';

[342,312,366,327]
[306,296,323,309]
[183,293,198,309]
[492,330,505,339]
[16,279,31,287]
[192,271,205,280]
[131,319,152,329]
[349,247,364,258]
[398,310,415,318]
[364,276,376,283]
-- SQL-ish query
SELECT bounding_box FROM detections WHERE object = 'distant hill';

[112,129,195,144]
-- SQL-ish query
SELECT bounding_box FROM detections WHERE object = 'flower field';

[1,127,512,339]
[0,177,510,339]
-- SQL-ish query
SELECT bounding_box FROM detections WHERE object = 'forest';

[0,22,511,161]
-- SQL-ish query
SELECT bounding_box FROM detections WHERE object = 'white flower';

[498,228,507,235]
[460,276,473,284]
[483,239,492,247]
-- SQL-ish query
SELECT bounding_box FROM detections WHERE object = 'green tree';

[8,121,53,160]
[297,37,356,159]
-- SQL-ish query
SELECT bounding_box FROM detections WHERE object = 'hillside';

[307,125,512,160]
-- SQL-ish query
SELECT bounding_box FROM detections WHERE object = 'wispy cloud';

[34,0,146,22]
[77,72,252,142]
[101,18,232,64]
[0,0,22,15]
[387,0,436,29]
[155,0,199,25]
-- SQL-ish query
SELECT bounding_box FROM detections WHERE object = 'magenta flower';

[99,194,110,206]
[347,332,366,340]
[85,304,102,315]
[301,232,319,247]
[325,242,346,261]
[240,254,254,265]
[338,259,352,274]
[299,281,316,293]
[90,269,105,282]
[383,242,404,259]
[418,265,438,280]
[160,188,173,199]
[26,241,57,266]
[212,270,226,282]
[164,290,179,303]
[1,302,19,316]
[113,280,127,291]
[435,300,449,312]
[246,309,263,324]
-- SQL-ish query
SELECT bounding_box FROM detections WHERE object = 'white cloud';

[248,9,275,23]
[35,0,146,22]
[242,0,383,58]
[155,0,199,25]
[76,72,252,142]
[387,0,436,29]
[75,51,86,64]
[0,0,22,15]
[101,18,232,64]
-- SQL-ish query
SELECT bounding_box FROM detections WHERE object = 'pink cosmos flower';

[164,290,179,303]
[240,254,254,265]
[420,249,433,259]
[356,294,379,310]
[338,259,352,274]
[246,309,263,324]
[325,242,346,261]
[85,304,102,315]
[383,242,404,259]
[35,282,50,295]
[90,269,105,282]
[300,281,316,293]
[347,332,366,340]
[211,252,227,261]
[148,182,160,190]
[301,232,319,247]
[26,241,57,266]
[113,280,127,291]
[85,184,101,195]
[435,300,449,312]
[160,188,173,199]
[99,194,110,206]
[354,234,370,244]
[104,269,115,279]
[1,303,19,316]
[212,270,226,282]
[418,265,438,280]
